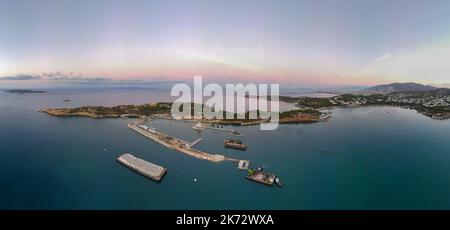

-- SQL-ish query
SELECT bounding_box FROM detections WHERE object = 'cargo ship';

[224,139,247,150]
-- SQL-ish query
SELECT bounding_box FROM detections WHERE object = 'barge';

[224,139,247,150]
[246,170,276,186]
[117,153,167,181]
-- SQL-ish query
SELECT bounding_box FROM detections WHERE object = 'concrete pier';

[128,122,227,162]
[187,138,202,148]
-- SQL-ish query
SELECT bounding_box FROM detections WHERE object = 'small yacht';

[275,177,283,187]
[192,122,206,131]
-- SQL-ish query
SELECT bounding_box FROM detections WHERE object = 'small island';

[39,102,328,125]
[4,89,46,94]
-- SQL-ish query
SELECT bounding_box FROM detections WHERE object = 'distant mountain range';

[365,82,438,94]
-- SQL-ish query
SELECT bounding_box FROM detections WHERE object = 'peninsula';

[39,102,329,124]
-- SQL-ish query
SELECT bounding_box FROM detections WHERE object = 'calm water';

[1,89,450,210]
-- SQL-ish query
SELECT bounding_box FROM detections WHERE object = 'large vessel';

[117,153,167,181]
[224,139,247,150]
[246,169,276,186]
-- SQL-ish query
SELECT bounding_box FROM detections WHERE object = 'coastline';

[39,105,328,125]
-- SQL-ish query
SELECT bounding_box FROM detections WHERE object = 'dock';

[128,122,227,162]
[117,153,167,181]
[120,114,142,119]
[207,126,243,136]
[186,138,202,148]
[238,160,250,170]
[207,126,233,132]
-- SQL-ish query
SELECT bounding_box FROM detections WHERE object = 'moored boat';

[224,139,247,150]
[275,177,283,187]
[246,169,276,186]
[192,122,206,131]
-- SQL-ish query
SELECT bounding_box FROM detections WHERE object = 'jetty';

[117,153,167,181]
[120,114,142,119]
[128,122,227,162]
[187,138,202,148]
[207,126,243,136]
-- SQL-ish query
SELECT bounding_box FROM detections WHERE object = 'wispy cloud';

[0,72,111,82]
[353,53,393,78]
[0,74,41,81]
[41,71,109,81]
[372,53,392,64]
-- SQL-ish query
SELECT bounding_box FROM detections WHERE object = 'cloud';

[352,53,394,78]
[0,74,41,81]
[41,71,110,81]
[1,72,111,82]
[372,53,392,64]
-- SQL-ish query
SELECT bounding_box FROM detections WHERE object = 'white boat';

[275,177,283,187]
[192,122,206,131]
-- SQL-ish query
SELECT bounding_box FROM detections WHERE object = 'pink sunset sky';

[1,0,450,87]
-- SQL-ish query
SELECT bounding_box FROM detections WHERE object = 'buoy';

[194,178,197,182]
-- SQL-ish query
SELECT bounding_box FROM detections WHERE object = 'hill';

[365,82,436,94]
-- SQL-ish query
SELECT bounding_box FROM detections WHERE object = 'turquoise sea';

[1,88,450,209]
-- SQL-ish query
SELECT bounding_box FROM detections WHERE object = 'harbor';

[128,121,244,163]
[117,153,167,181]
[126,116,283,188]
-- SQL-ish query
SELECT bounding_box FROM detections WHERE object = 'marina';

[128,121,244,163]
[207,124,243,136]
[127,117,284,187]
[117,153,167,181]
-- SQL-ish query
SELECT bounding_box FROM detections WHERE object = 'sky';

[1,0,450,88]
